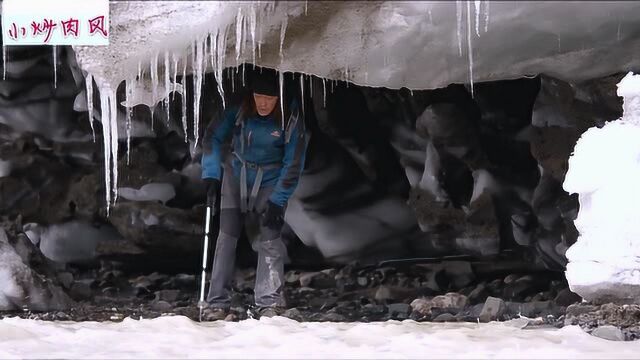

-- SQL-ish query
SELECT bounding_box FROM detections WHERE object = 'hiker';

[200,68,309,319]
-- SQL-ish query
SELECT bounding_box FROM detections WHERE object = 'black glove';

[204,178,221,207]
[262,201,285,230]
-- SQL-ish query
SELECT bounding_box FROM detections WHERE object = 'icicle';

[279,17,288,60]
[456,1,463,56]
[231,66,235,93]
[235,7,244,66]
[305,0,308,15]
[125,79,132,165]
[98,86,119,214]
[99,88,112,215]
[150,52,159,109]
[474,0,481,37]
[242,63,246,87]
[108,88,119,205]
[85,73,96,142]
[137,61,142,80]
[250,5,257,65]
[299,74,304,118]
[2,45,6,81]
[428,8,433,25]
[172,53,179,102]
[322,77,327,108]
[309,75,313,98]
[52,45,57,89]
[279,71,284,129]
[216,26,228,109]
[164,51,170,126]
[484,0,490,33]
[193,39,205,147]
[181,57,188,142]
[466,1,474,97]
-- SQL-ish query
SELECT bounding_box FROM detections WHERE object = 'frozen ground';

[0,316,638,359]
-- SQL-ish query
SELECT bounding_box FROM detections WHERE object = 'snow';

[563,72,640,302]
[0,316,638,358]
[117,183,176,204]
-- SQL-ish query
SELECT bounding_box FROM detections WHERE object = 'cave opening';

[0,43,624,323]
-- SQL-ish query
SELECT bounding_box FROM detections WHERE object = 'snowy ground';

[0,316,638,359]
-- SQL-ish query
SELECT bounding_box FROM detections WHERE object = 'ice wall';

[564,72,640,303]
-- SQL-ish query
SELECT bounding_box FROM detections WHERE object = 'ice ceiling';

[70,0,640,210]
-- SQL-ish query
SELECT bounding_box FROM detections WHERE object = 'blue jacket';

[201,104,308,207]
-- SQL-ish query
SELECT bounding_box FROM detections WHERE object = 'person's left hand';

[262,201,285,230]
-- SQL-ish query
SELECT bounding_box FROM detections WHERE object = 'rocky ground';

[3,255,639,341]
[0,257,576,325]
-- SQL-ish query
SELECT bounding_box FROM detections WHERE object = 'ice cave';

[2,1,640,357]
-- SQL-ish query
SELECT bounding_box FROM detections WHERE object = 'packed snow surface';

[564,72,640,302]
[0,316,637,359]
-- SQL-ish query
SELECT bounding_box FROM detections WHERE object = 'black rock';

[154,289,181,302]
[363,303,386,315]
[387,303,411,318]
[70,281,92,300]
[554,288,582,307]
[468,282,489,305]
[433,313,457,322]
[283,308,305,322]
[479,296,506,322]
[151,300,173,312]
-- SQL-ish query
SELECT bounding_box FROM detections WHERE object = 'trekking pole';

[198,204,213,320]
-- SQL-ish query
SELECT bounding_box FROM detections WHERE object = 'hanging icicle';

[150,53,159,109]
[216,26,229,109]
[85,73,96,142]
[181,57,188,142]
[466,1,475,97]
[98,86,119,215]
[456,1,463,56]
[299,74,304,118]
[193,38,205,147]
[2,45,6,80]
[474,0,481,37]
[484,0,490,33]
[279,17,288,61]
[164,51,170,126]
[235,7,244,66]
[279,71,285,129]
[322,77,327,108]
[108,87,119,205]
[249,5,257,66]
[125,79,133,165]
[99,88,112,215]
[52,45,58,89]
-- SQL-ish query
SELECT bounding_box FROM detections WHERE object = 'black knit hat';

[251,68,280,97]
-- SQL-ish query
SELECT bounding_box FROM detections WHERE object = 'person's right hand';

[204,178,221,207]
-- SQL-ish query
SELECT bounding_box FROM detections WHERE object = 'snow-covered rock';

[564,72,640,303]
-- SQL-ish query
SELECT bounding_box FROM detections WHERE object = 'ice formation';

[564,72,640,303]
[67,1,640,212]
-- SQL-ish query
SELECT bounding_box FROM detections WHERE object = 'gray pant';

[206,163,288,308]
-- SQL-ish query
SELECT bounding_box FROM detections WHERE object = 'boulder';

[478,296,506,322]
[591,326,625,341]
[0,227,73,311]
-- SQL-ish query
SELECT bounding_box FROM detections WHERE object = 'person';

[200,69,309,320]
